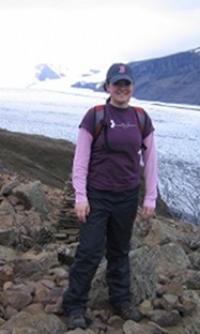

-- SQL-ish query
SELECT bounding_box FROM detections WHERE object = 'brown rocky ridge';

[0,128,200,334]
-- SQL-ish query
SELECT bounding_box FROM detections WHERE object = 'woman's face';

[106,80,134,108]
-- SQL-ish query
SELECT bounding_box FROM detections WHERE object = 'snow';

[194,47,200,54]
[0,85,200,224]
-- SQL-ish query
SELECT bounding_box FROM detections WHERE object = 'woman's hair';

[103,81,108,92]
[106,96,111,103]
[102,81,110,103]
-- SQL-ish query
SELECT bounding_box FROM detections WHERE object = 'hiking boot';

[67,309,87,330]
[112,301,143,322]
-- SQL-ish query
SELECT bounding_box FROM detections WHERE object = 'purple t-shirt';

[79,103,154,191]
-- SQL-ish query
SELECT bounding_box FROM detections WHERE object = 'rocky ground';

[0,173,200,334]
[0,129,200,333]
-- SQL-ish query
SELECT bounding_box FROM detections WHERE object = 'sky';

[0,0,199,86]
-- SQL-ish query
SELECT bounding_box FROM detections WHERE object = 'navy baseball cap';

[105,63,134,85]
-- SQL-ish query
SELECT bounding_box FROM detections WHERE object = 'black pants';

[62,186,139,313]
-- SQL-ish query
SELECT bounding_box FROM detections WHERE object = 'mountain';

[0,128,74,188]
[35,64,65,81]
[0,128,169,217]
[72,47,200,105]
[129,47,200,105]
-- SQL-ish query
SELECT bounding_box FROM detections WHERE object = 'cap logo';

[118,65,126,73]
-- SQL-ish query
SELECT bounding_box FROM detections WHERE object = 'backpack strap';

[132,106,147,150]
[93,104,113,151]
[93,104,106,141]
[132,106,145,136]
[93,104,147,150]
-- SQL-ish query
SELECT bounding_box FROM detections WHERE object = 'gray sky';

[0,0,199,82]
[1,0,200,11]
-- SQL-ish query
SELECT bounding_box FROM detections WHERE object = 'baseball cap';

[105,63,134,85]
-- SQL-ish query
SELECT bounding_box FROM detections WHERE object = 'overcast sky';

[0,0,199,83]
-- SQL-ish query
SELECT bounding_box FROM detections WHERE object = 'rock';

[14,250,59,279]
[1,311,66,334]
[168,312,200,334]
[142,219,180,247]
[39,278,55,289]
[44,287,64,305]
[0,200,15,216]
[0,180,20,196]
[1,170,200,333]
[165,278,183,297]
[162,294,179,309]
[89,261,109,309]
[90,308,111,322]
[13,328,38,334]
[14,211,55,250]
[155,243,190,276]
[188,251,200,270]
[33,226,55,246]
[0,265,14,286]
[0,226,17,247]
[57,246,77,266]
[142,322,171,334]
[149,309,181,327]
[157,275,169,285]
[0,215,14,230]
[65,329,95,334]
[32,282,50,304]
[44,297,63,314]
[156,283,167,297]
[139,300,153,315]
[23,303,44,314]
[0,330,10,334]
[4,305,18,320]
[1,284,33,310]
[13,181,50,219]
[54,232,67,240]
[107,328,124,334]
[49,267,68,284]
[107,315,124,327]
[123,320,146,334]
[129,246,158,305]
[0,246,16,264]
[185,270,200,289]
[176,290,200,317]
[3,282,13,290]
[88,316,107,332]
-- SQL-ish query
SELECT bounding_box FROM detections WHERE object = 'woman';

[62,63,157,330]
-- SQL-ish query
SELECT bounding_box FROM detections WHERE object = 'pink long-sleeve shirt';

[73,128,158,208]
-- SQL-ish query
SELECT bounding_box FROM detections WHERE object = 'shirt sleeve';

[72,128,93,203]
[143,111,154,139]
[142,132,158,208]
[79,108,95,136]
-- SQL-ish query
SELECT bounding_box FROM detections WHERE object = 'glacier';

[0,87,200,224]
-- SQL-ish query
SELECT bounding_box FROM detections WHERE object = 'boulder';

[1,311,66,334]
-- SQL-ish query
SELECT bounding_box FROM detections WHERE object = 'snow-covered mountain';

[0,61,104,91]
[1,46,200,105]
[20,63,104,93]
[72,47,200,106]
[30,46,200,106]
[35,64,65,81]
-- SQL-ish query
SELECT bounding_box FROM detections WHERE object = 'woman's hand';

[74,201,90,223]
[142,206,155,220]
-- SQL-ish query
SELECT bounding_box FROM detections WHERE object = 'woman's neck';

[109,100,129,109]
